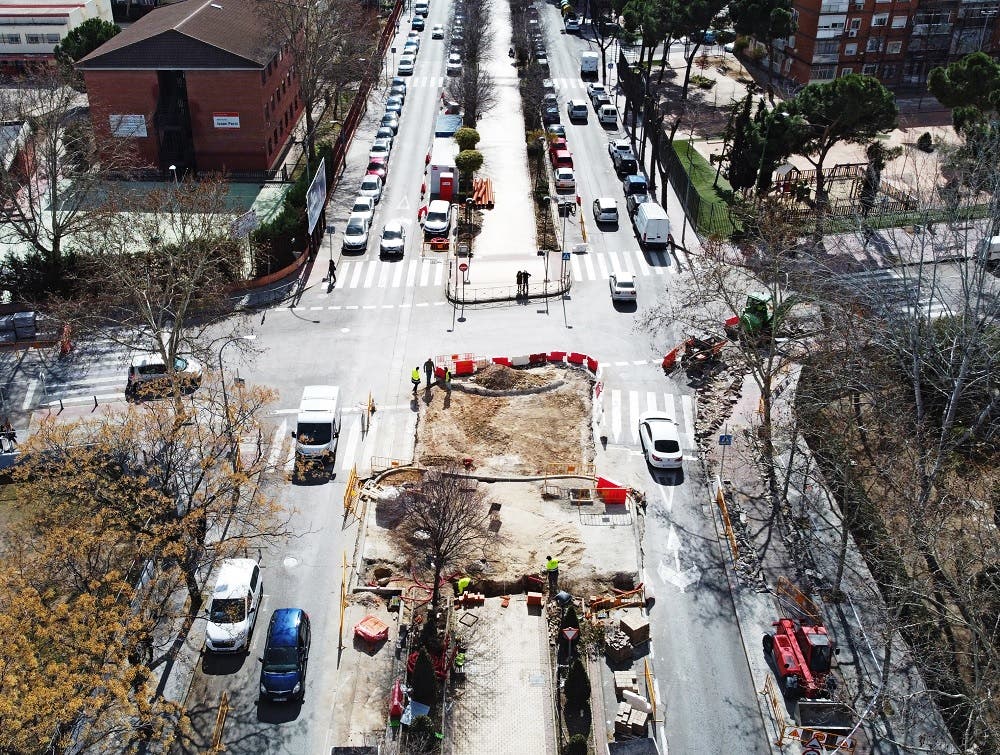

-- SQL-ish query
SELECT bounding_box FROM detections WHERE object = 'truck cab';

[292,386,342,462]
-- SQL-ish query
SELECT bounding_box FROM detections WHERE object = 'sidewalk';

[703,367,957,753]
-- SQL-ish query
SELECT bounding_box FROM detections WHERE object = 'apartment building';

[0,0,114,74]
[772,0,999,90]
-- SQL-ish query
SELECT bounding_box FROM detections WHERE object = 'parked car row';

[203,558,313,704]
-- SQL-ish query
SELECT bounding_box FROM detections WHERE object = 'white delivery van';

[580,52,599,78]
[633,203,672,250]
[428,137,458,196]
[978,235,1000,264]
[293,385,342,460]
[598,104,617,125]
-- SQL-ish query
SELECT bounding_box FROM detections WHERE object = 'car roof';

[346,213,368,226]
[383,219,404,233]
[213,558,258,600]
[639,411,677,438]
[557,167,574,175]
[625,174,647,184]
[131,354,166,368]
[428,199,450,211]
[596,197,616,208]
[269,608,304,646]
[612,270,634,282]
[361,174,381,184]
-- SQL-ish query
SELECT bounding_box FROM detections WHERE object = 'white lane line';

[339,415,362,471]
[611,389,622,443]
[310,306,323,311]
[419,261,431,287]
[21,379,37,410]
[681,394,695,447]
[348,262,365,289]
[582,254,596,281]
[629,390,640,443]
[632,360,647,365]
[416,302,429,307]
[595,254,609,280]
[646,391,657,414]
[405,260,419,288]
[267,420,287,470]
[391,262,406,288]
[614,361,628,367]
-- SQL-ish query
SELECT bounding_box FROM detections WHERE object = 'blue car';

[259,608,311,702]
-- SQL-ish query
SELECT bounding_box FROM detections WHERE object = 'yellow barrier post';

[338,551,348,656]
[210,691,230,752]
[644,658,659,720]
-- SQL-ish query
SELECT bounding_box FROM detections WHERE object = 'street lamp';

[218,334,255,473]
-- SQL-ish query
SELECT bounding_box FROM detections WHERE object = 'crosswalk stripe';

[595,254,609,279]
[663,393,676,423]
[419,261,432,287]
[606,250,623,273]
[583,254,596,280]
[391,261,406,288]
[629,391,640,443]
[646,391,657,414]
[283,442,296,474]
[376,263,392,289]
[432,264,443,286]
[571,256,583,282]
[406,260,419,288]
[681,395,695,447]
[611,389,622,443]
[363,262,379,288]
[348,262,364,289]
[339,415,362,470]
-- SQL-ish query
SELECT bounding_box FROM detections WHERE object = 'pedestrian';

[516,270,524,296]
[545,554,559,591]
[328,258,336,284]
[410,366,421,395]
[0,419,15,453]
[423,357,435,387]
[523,271,532,295]
[444,367,453,393]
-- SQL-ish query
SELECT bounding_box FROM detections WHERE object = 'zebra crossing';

[569,249,676,282]
[30,354,127,408]
[834,267,952,319]
[601,388,696,449]
[329,257,446,292]
[401,75,446,89]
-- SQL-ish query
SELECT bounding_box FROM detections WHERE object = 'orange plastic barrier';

[567,352,586,365]
[529,352,547,364]
[596,476,628,504]
[586,356,599,373]
[662,346,682,370]
[454,359,475,376]
[493,356,512,366]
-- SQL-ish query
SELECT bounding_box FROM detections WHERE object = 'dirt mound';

[472,363,555,391]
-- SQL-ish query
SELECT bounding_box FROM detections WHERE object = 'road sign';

[459,263,468,272]
[719,434,733,446]
[562,627,579,642]
[562,252,571,261]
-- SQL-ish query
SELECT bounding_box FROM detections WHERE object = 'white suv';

[422,200,452,235]
[205,558,263,653]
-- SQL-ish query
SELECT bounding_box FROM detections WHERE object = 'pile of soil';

[417,366,593,475]
[472,363,554,391]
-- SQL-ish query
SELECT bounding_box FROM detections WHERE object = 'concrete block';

[620,614,650,645]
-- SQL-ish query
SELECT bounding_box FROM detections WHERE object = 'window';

[866,37,882,52]
[812,65,836,80]
[816,40,839,54]
[45,34,60,43]
[887,40,902,54]
[882,64,896,79]
[863,63,877,74]
[2,34,20,44]
[25,34,42,44]
[872,13,888,26]
[845,42,858,55]
[841,67,854,75]
[891,15,907,28]
[850,18,862,29]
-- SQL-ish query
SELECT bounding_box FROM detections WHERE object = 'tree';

[399,469,496,611]
[53,17,120,86]
[0,77,133,300]
[928,52,1000,138]
[563,656,591,709]
[588,0,626,86]
[858,141,902,219]
[64,177,248,394]
[455,150,484,194]
[729,0,795,96]
[562,734,588,755]
[410,648,438,705]
[721,89,761,193]
[783,74,898,240]
[454,127,481,152]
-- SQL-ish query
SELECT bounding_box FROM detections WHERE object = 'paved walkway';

[449,597,556,755]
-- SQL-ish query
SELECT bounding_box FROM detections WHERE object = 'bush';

[562,734,588,755]
[454,127,481,151]
[917,132,934,153]
[690,75,715,89]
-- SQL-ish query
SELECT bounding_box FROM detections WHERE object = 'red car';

[366,157,388,182]
[550,148,573,170]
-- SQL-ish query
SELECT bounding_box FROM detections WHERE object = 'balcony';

[820,2,849,11]
[812,52,842,62]
[816,28,845,38]
[911,22,954,35]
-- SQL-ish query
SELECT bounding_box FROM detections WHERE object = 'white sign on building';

[109,114,147,138]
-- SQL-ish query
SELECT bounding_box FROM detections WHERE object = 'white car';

[398,55,416,75]
[369,137,392,159]
[375,126,395,145]
[554,166,576,190]
[379,219,407,257]
[127,353,203,397]
[592,197,619,224]
[447,53,462,76]
[609,271,636,301]
[423,199,452,235]
[342,213,371,251]
[638,411,683,469]
[205,558,263,653]
[351,195,375,223]
[431,24,444,38]
[403,40,419,57]
[359,174,383,203]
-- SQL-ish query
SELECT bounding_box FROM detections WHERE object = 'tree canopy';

[54,17,120,83]
[928,51,1000,137]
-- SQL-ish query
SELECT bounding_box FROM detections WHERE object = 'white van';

[580,52,599,78]
[633,203,672,250]
[598,104,617,125]
[293,385,342,461]
[414,1,429,16]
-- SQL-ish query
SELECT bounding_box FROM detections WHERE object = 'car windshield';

[353,201,370,213]
[173,358,189,370]
[209,597,245,624]
[617,280,634,289]
[263,645,298,673]
[427,211,447,223]
[383,229,402,240]
[297,422,332,445]
[653,438,680,453]
[362,179,378,190]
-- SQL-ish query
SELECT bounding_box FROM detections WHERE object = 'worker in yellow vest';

[545,555,559,591]
[457,576,471,595]
[411,366,421,395]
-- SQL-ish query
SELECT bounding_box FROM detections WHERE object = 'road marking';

[681,395,695,447]
[629,391,640,442]
[21,379,36,410]
[47,392,124,406]
[614,361,628,367]
[582,254,596,280]
[658,484,674,513]
[595,254,609,279]
[310,306,323,311]
[662,393,676,422]
[363,262,379,289]
[658,524,700,591]
[348,263,364,289]
[570,256,583,282]
[267,420,287,470]
[611,389,622,442]
[362,304,377,310]
[283,442,296,474]
[405,260,419,287]
[345,305,359,310]
[606,250,623,273]
[391,262,406,288]
[397,195,411,210]
[632,360,647,365]
[646,391,657,414]
[432,264,444,286]
[376,263,392,289]
[339,415,362,470]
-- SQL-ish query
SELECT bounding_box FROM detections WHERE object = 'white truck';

[580,51,599,79]
[292,385,342,461]
[428,137,458,196]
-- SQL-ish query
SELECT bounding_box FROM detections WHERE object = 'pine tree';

[411,647,438,705]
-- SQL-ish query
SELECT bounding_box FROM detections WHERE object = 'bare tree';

[446,0,497,125]
[0,76,133,299]
[399,468,497,611]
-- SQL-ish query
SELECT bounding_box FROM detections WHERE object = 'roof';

[212,558,257,600]
[269,608,304,646]
[78,0,277,70]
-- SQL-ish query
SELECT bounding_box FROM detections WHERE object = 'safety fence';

[715,485,739,561]
[343,466,361,519]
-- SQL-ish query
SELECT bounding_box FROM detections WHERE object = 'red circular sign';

[459,263,469,271]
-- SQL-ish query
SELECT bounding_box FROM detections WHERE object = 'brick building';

[769,0,999,91]
[78,0,302,174]
[0,0,114,75]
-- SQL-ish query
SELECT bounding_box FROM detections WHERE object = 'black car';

[411,16,425,30]
[542,105,560,124]
[259,608,311,702]
[626,192,652,217]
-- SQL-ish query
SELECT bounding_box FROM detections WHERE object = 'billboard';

[306,157,327,235]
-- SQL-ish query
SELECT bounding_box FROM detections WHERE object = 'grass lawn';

[672,139,739,237]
